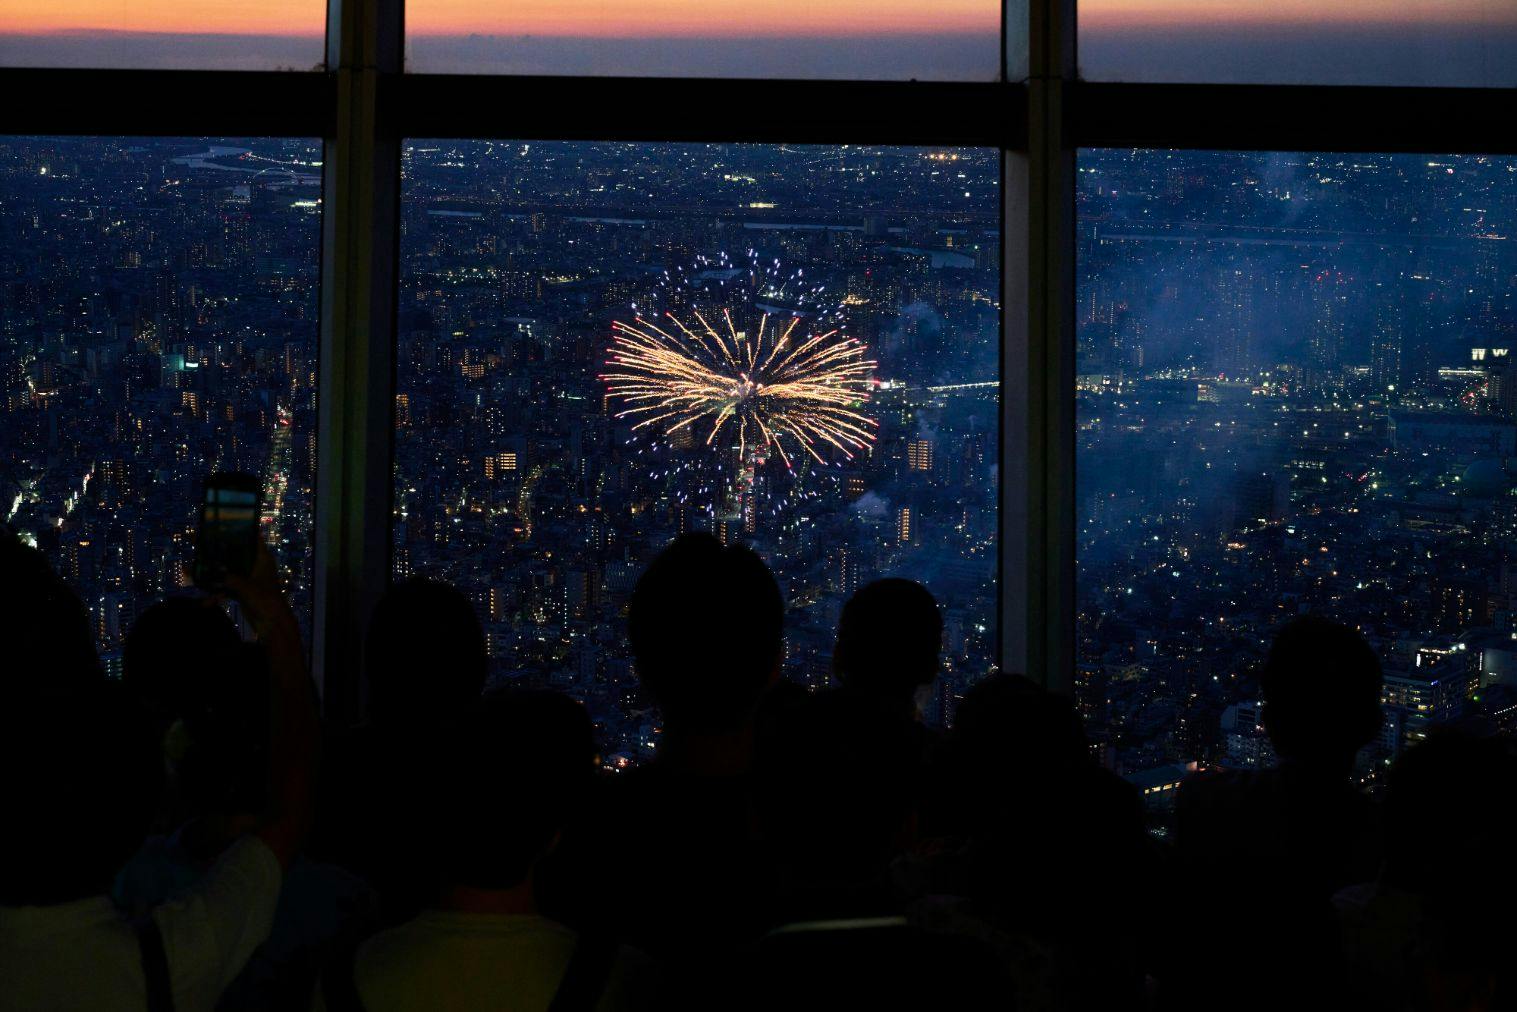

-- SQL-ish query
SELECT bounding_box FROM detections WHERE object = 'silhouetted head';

[175,644,270,819]
[833,578,943,712]
[755,689,923,884]
[943,672,1090,838]
[124,596,243,729]
[1259,616,1383,770]
[430,690,597,890]
[628,533,784,733]
[0,682,162,906]
[0,531,101,696]
[366,578,487,727]
[954,672,1088,773]
[0,537,160,905]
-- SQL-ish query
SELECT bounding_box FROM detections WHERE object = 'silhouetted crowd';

[4,528,1516,1011]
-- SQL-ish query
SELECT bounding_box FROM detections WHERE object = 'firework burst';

[602,253,877,479]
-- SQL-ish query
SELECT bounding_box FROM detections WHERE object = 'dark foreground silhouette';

[3,526,1514,1012]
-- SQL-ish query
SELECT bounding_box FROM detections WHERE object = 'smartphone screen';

[194,475,261,589]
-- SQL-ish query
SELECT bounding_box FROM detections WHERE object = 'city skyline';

[7,136,1517,791]
[1078,148,1517,799]
[0,136,323,656]
[0,137,1001,763]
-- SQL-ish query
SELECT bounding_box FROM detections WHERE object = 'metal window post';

[314,0,403,722]
[1003,0,1076,694]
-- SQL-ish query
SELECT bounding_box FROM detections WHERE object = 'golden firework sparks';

[602,308,877,470]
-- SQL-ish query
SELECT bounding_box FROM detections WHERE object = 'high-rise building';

[834,546,861,597]
[1216,265,1255,376]
[907,438,934,472]
[485,450,518,480]
[1309,271,1347,381]
[897,506,913,544]
[1370,286,1403,396]
[1383,656,1479,748]
[1220,701,1274,768]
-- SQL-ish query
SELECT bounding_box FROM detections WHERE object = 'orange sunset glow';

[5,0,1511,82]
[0,0,999,38]
[5,0,1512,40]
[407,0,997,36]
[0,1,321,36]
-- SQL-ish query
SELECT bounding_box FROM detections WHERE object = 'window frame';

[3,0,1513,718]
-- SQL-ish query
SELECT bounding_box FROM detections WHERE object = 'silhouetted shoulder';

[1176,767,1255,812]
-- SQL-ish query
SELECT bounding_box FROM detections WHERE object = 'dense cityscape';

[393,142,1001,760]
[0,138,1002,761]
[10,139,1513,795]
[1078,149,1517,806]
[0,137,322,657]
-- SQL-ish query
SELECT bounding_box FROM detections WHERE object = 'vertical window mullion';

[314,0,403,723]
[1002,0,1076,692]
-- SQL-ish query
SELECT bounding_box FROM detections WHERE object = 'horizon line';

[6,16,1517,40]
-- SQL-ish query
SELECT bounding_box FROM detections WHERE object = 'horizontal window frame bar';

[0,70,1025,147]
[2,69,1513,156]
[1071,82,1517,155]
[0,69,336,138]
[391,75,1027,148]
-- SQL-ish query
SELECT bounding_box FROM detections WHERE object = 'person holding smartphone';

[0,516,320,1012]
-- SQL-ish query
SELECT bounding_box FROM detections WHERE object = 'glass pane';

[1077,149,1517,826]
[396,141,1002,756]
[1080,1,1517,86]
[1006,0,1029,81]
[0,137,323,654]
[0,2,325,70]
[405,1,999,79]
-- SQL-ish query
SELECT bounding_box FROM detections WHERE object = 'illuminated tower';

[897,506,913,545]
[1401,276,1442,398]
[1370,287,1404,398]
[907,438,934,473]
[1309,270,1347,382]
[1216,264,1255,376]
[835,546,861,596]
[719,442,768,533]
